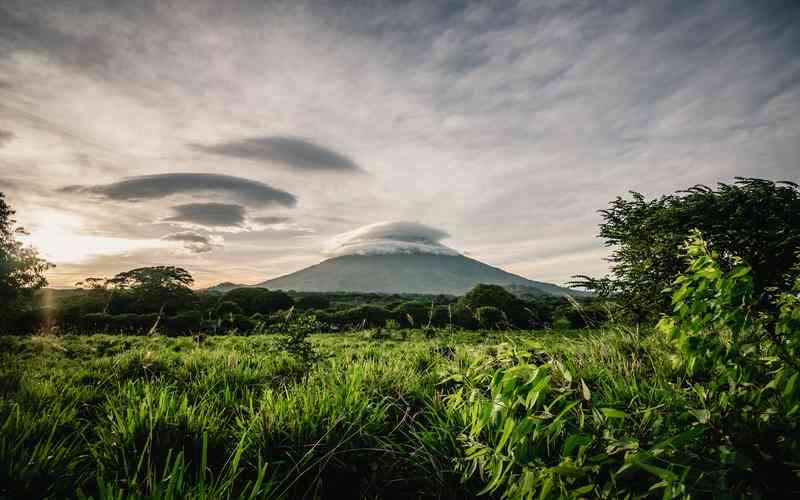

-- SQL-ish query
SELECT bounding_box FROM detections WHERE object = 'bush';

[656,230,800,494]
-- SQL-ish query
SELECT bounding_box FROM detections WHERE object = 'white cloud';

[327,221,460,257]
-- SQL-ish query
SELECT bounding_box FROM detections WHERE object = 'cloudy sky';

[1,0,798,288]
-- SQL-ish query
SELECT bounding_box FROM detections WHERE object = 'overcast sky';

[1,0,798,288]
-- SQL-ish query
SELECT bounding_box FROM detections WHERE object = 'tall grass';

[1,322,797,498]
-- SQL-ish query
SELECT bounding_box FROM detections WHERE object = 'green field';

[1,328,730,499]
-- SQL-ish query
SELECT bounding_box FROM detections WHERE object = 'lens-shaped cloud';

[60,173,297,208]
[327,221,459,256]
[163,202,246,229]
[161,231,221,254]
[190,136,362,172]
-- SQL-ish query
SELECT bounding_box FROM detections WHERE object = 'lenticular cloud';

[327,221,460,257]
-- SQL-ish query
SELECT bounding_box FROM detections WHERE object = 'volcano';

[210,222,585,296]
[251,253,580,296]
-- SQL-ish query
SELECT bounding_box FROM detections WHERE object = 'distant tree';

[223,288,293,315]
[105,266,195,314]
[458,284,530,328]
[572,178,800,322]
[213,300,244,317]
[294,295,331,311]
[393,301,431,327]
[474,306,507,329]
[0,193,52,323]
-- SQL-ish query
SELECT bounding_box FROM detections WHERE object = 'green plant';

[657,229,800,496]
[274,310,323,369]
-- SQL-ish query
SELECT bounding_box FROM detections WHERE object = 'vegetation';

[0,193,52,323]
[574,178,800,322]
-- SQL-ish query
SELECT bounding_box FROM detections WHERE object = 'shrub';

[656,230,800,494]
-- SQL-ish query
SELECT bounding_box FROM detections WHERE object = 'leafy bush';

[273,311,323,369]
[657,230,800,495]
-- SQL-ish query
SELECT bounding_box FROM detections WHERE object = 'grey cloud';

[161,231,216,253]
[164,202,246,228]
[190,136,362,172]
[60,173,297,208]
[0,129,15,147]
[253,216,291,225]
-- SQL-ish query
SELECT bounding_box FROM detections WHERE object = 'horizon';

[2,1,799,288]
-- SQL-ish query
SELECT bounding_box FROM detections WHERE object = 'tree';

[105,266,195,314]
[572,178,800,322]
[457,284,530,328]
[0,193,52,322]
[222,288,293,315]
[294,294,330,311]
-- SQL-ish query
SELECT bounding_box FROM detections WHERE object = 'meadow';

[0,330,690,498]
[0,326,749,499]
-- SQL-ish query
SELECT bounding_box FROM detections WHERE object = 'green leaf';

[497,417,515,450]
[563,434,593,456]
[600,408,627,419]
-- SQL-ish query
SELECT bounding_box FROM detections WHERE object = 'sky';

[0,0,798,288]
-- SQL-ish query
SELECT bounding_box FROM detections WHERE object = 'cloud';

[60,173,297,208]
[163,202,246,229]
[161,231,220,254]
[190,136,362,172]
[327,221,459,257]
[252,215,291,225]
[0,129,15,147]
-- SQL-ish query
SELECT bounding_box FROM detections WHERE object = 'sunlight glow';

[20,209,168,263]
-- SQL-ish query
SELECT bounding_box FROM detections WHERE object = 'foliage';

[458,284,530,328]
[223,288,293,315]
[657,230,800,495]
[0,193,52,322]
[473,305,508,329]
[293,294,330,311]
[273,310,323,368]
[104,266,196,315]
[573,178,800,322]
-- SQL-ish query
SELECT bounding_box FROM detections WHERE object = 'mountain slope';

[254,253,581,296]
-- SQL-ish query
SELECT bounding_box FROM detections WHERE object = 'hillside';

[252,253,581,296]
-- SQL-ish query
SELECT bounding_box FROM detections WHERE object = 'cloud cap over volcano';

[327,221,459,257]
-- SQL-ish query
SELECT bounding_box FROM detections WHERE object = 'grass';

[0,327,782,498]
